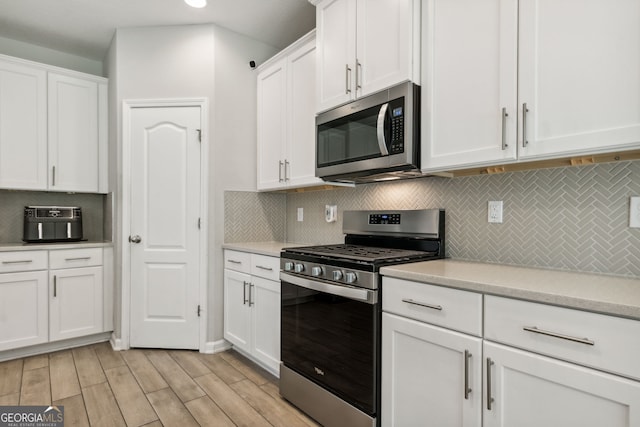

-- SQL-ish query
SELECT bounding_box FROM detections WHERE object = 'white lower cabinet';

[0,271,48,351]
[223,249,280,375]
[484,342,640,427]
[382,312,482,427]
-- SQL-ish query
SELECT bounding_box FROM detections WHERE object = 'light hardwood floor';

[0,343,319,427]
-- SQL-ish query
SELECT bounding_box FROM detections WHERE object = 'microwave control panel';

[389,99,405,154]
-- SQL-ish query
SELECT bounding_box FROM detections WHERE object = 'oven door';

[280,272,379,416]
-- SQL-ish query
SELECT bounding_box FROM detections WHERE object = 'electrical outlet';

[297,207,304,222]
[488,201,503,223]
[325,205,337,223]
[630,196,640,228]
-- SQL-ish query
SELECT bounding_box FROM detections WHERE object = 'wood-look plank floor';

[0,343,319,427]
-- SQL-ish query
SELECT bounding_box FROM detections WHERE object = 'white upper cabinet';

[0,58,48,190]
[315,0,420,113]
[422,0,640,172]
[0,54,108,193]
[257,31,323,191]
[518,0,640,160]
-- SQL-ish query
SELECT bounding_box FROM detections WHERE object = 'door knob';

[129,235,142,243]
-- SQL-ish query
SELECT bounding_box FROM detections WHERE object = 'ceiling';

[0,0,316,61]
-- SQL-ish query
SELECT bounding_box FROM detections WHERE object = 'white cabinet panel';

[0,59,47,190]
[224,268,252,353]
[0,271,48,351]
[251,276,281,373]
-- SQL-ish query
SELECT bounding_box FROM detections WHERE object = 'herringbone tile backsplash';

[229,160,640,277]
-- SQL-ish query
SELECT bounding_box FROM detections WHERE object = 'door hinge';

[197,304,201,317]
[196,129,202,142]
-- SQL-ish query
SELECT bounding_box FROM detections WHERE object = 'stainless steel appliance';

[316,82,421,184]
[280,209,445,427]
[23,206,83,243]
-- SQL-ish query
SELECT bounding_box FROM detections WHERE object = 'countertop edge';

[0,241,113,252]
[222,241,301,257]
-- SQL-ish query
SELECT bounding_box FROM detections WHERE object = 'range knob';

[284,262,294,271]
[311,266,323,276]
[345,272,357,284]
[294,263,305,273]
[332,270,343,281]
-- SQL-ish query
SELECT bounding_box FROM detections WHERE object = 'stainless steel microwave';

[316,82,420,183]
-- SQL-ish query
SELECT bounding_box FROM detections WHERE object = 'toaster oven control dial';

[345,272,357,284]
[332,270,343,281]
[294,263,305,273]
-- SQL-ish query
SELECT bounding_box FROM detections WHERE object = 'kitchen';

[1,0,640,426]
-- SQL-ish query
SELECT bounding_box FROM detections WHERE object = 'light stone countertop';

[380,259,640,320]
[222,241,305,257]
[0,241,113,252]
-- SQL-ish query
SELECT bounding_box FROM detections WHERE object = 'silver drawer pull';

[255,265,273,271]
[523,326,595,346]
[65,257,91,261]
[227,259,242,264]
[401,298,443,311]
[2,260,34,264]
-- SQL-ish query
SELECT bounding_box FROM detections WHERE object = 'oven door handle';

[280,272,377,304]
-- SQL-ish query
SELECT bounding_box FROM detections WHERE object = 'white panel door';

[251,277,281,374]
[382,313,482,427]
[421,0,518,172]
[518,0,640,159]
[287,37,323,188]
[484,342,640,427]
[130,106,201,349]
[0,271,48,351]
[48,73,99,192]
[0,60,47,190]
[316,0,357,112]
[49,267,103,341]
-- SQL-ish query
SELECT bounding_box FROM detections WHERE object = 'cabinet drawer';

[49,248,103,269]
[0,251,48,273]
[485,295,640,381]
[382,277,483,336]
[251,254,280,281]
[224,250,251,273]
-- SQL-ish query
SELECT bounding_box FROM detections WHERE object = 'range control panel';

[369,213,401,225]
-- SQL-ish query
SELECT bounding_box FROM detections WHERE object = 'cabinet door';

[48,73,99,192]
[223,269,252,353]
[421,0,518,172]
[484,342,640,427]
[518,0,640,159]
[286,38,323,189]
[0,271,48,351]
[0,60,47,190]
[316,0,357,112]
[49,266,103,341]
[356,0,419,97]
[382,313,482,427]
[257,59,287,191]
[250,276,280,375]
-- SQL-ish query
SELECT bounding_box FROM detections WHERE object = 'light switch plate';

[630,196,640,228]
[488,201,503,223]
[297,207,303,222]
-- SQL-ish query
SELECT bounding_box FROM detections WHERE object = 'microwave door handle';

[376,103,390,156]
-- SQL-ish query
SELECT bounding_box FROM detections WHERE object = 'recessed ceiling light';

[185,0,207,8]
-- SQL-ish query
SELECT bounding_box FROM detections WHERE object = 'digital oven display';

[369,213,401,225]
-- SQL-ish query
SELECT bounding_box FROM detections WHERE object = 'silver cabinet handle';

[278,160,284,182]
[464,350,472,400]
[401,298,443,311]
[356,60,362,90]
[345,64,352,94]
[243,281,249,305]
[284,160,290,182]
[129,235,142,244]
[65,257,91,261]
[523,326,595,346]
[52,165,56,186]
[486,358,494,410]
[228,259,242,264]
[53,275,57,298]
[256,265,273,271]
[248,284,254,307]
[522,103,529,147]
[2,260,33,264]
[501,107,509,150]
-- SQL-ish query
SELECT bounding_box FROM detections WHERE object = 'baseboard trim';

[110,333,126,351]
[0,332,112,362]
[203,339,232,354]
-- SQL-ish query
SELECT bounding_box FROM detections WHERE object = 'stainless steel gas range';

[279,209,445,427]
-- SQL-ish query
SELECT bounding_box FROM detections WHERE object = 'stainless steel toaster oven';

[23,206,83,243]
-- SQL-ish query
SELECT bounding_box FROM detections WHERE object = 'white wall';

[0,35,103,75]
[106,24,277,345]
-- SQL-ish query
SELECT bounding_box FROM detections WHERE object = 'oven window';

[317,104,388,167]
[281,280,378,415]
